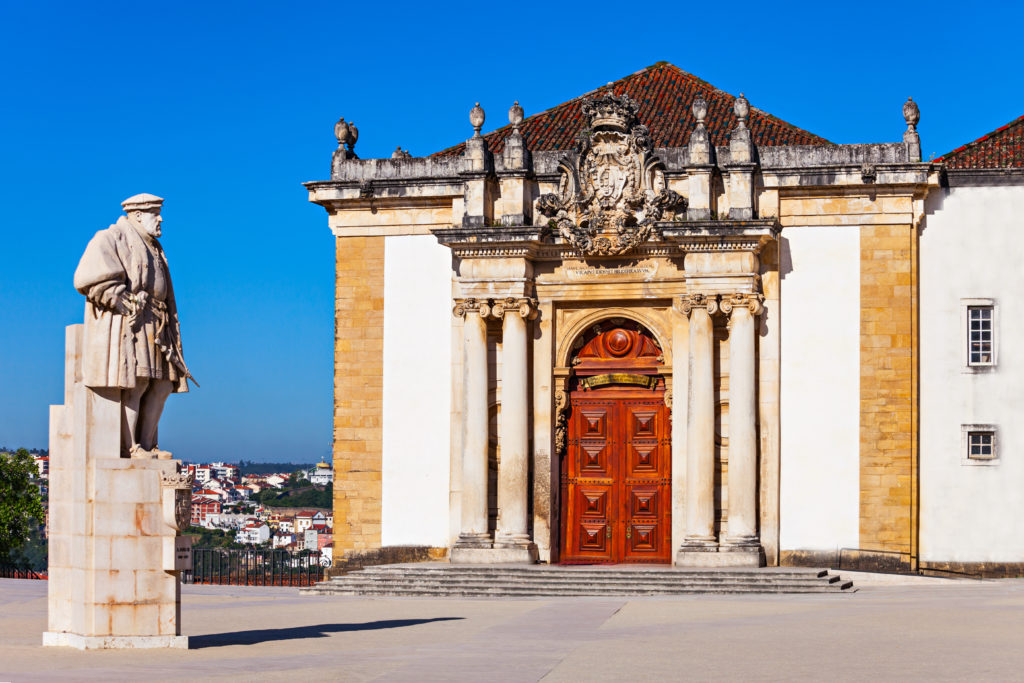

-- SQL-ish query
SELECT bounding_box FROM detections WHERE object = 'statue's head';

[121,193,164,238]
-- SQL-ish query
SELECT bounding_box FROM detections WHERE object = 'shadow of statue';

[190,617,464,649]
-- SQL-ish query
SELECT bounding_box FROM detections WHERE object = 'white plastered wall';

[382,235,453,546]
[920,186,1024,563]
[779,225,860,551]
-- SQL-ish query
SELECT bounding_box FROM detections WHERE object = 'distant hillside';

[0,447,48,456]
[236,460,317,475]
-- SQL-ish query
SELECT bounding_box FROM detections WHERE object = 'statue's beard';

[128,215,161,239]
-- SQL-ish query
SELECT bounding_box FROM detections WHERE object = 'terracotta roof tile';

[935,114,1024,169]
[434,62,830,156]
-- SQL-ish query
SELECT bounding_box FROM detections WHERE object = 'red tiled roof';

[434,62,829,157]
[935,114,1024,169]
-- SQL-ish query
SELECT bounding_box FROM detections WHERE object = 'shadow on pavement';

[191,617,464,649]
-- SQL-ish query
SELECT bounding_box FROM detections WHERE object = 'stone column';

[721,293,764,553]
[493,298,537,561]
[453,299,491,548]
[678,294,718,553]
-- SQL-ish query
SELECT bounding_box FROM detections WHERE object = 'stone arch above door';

[555,307,673,370]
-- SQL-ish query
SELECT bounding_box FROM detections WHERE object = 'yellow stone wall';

[859,222,918,562]
[780,190,921,566]
[332,235,385,555]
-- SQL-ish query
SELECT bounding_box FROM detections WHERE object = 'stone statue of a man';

[73,194,195,458]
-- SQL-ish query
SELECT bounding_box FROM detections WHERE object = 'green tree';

[187,526,246,549]
[0,448,45,564]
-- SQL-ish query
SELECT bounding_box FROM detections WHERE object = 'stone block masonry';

[45,325,187,649]
[333,236,385,556]
[859,223,918,564]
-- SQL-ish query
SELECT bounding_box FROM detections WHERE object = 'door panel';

[561,390,670,564]
[620,397,671,563]
[565,400,616,563]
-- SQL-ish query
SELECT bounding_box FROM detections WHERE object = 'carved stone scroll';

[719,292,764,319]
[553,388,569,460]
[676,293,720,317]
[491,297,539,321]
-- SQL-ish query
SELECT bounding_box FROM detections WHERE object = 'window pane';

[967,306,994,366]
[968,431,995,459]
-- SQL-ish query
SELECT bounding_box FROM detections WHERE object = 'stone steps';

[302,565,855,597]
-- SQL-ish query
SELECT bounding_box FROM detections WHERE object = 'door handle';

[626,525,632,540]
[606,526,611,539]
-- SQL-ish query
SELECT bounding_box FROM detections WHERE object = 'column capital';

[453,297,491,319]
[492,297,539,321]
[720,292,764,318]
[676,293,719,317]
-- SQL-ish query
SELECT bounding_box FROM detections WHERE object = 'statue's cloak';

[73,216,188,392]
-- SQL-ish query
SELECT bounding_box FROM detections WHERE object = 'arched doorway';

[560,322,671,564]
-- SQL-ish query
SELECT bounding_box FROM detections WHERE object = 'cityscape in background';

[1,448,334,570]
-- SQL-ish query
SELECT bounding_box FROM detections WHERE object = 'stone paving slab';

[2,578,1024,681]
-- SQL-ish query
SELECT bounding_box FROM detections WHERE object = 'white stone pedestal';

[45,325,188,649]
[42,632,188,650]
[450,545,538,564]
[676,546,765,568]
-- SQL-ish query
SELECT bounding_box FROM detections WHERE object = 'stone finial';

[903,97,921,163]
[503,101,530,173]
[688,96,712,167]
[734,93,749,129]
[509,101,524,131]
[391,146,411,159]
[334,117,359,161]
[903,97,920,129]
[728,92,756,217]
[334,117,351,147]
[464,103,491,174]
[729,92,754,166]
[470,102,485,137]
[692,96,708,126]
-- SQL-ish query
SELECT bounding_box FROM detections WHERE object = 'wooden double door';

[560,387,672,564]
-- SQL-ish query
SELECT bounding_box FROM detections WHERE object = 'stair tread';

[303,565,854,596]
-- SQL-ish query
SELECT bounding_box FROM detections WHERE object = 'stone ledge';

[43,632,188,650]
[327,545,449,577]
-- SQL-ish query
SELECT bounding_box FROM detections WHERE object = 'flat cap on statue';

[121,193,164,212]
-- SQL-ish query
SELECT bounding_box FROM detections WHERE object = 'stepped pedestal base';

[676,545,764,568]
[43,632,188,650]
[450,545,538,564]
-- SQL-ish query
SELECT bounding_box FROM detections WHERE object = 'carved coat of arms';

[161,470,195,533]
[538,94,684,255]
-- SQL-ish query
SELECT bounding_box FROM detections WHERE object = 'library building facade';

[307,63,1024,576]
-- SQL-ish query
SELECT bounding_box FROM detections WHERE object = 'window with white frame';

[961,424,999,465]
[961,299,997,371]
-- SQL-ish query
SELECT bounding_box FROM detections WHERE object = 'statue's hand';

[114,294,134,316]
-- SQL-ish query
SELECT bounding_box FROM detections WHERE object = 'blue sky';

[1,1,1018,462]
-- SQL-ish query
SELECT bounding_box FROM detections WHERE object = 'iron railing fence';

[182,548,324,586]
[0,565,47,580]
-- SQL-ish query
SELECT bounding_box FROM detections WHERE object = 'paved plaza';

[3,575,1024,681]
